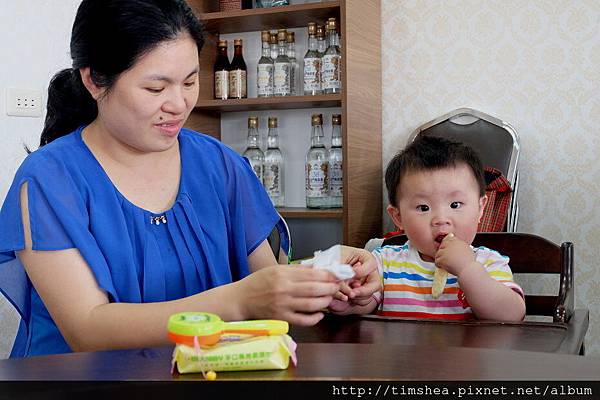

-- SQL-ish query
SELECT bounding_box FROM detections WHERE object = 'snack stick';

[431,267,448,299]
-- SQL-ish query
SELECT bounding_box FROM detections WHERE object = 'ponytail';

[39,68,97,147]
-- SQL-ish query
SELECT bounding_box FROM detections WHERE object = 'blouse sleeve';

[0,153,119,303]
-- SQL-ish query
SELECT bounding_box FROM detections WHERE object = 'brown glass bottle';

[228,39,247,99]
[214,40,230,100]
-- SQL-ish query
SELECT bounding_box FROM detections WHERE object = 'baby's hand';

[434,233,477,277]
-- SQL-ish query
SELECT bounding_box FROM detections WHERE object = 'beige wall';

[381,0,600,355]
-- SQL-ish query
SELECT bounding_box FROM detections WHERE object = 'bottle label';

[305,161,328,197]
[214,70,228,99]
[229,69,247,98]
[321,54,341,90]
[329,160,343,196]
[303,57,321,92]
[257,64,274,97]
[264,162,281,196]
[289,62,296,96]
[274,62,291,96]
[249,162,263,182]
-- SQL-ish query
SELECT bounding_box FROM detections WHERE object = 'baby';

[337,136,525,321]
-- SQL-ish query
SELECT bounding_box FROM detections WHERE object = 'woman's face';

[96,33,199,153]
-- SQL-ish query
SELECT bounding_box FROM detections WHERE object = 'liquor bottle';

[228,39,247,99]
[305,114,329,208]
[264,117,285,207]
[303,23,322,96]
[242,117,264,182]
[328,114,343,208]
[286,31,299,96]
[273,29,291,97]
[269,31,278,61]
[316,25,327,56]
[322,18,341,93]
[257,30,274,98]
[213,40,230,100]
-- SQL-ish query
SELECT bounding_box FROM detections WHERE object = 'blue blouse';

[0,127,287,357]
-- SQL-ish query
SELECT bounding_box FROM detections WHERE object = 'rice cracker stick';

[431,268,448,299]
[432,232,453,298]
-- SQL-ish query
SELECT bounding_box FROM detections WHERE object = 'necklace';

[150,215,167,225]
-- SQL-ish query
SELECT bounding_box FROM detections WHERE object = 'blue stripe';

[383,270,458,284]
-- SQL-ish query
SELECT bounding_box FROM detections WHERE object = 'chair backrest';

[381,232,574,323]
[408,108,520,187]
[267,214,291,264]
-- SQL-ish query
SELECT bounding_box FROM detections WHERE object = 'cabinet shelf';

[200,1,341,34]
[195,94,341,112]
[278,207,343,219]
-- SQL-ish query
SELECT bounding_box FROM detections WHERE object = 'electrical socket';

[6,88,43,117]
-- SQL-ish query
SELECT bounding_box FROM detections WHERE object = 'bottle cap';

[234,38,243,46]
[270,32,278,44]
[261,30,270,42]
[277,29,287,42]
[248,116,259,129]
[286,31,295,43]
[218,40,227,47]
[307,22,317,36]
[327,18,337,31]
[316,25,325,39]
[332,114,341,125]
[311,114,323,126]
[268,117,278,128]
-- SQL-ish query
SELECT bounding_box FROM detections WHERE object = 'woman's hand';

[235,265,340,326]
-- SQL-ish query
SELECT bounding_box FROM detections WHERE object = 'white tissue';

[300,244,355,280]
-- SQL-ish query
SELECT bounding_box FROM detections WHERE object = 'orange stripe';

[377,310,474,320]
[384,284,460,294]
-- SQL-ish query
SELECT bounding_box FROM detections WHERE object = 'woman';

[0,0,378,357]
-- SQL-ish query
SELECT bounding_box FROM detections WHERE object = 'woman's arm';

[18,183,338,352]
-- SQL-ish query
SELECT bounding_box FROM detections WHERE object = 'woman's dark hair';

[39,0,204,148]
[385,135,486,206]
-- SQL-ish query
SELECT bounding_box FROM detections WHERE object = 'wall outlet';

[5,88,43,117]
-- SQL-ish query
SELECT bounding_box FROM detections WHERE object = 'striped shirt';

[374,242,524,320]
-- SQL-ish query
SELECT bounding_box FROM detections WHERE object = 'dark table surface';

[290,312,590,355]
[0,312,597,381]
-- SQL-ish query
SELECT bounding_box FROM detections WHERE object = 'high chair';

[381,232,589,354]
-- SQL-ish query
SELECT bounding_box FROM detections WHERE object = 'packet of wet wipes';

[300,244,355,280]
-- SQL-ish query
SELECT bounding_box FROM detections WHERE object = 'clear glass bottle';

[273,29,291,97]
[322,18,341,93]
[316,25,327,56]
[305,114,329,208]
[213,40,230,100]
[303,22,322,96]
[264,117,285,207]
[257,30,274,98]
[286,31,299,96]
[229,39,247,99]
[269,31,278,62]
[242,116,264,183]
[328,114,343,208]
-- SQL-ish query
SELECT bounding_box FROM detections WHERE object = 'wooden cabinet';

[186,0,381,252]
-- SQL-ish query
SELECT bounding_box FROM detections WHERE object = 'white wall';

[0,0,80,358]
[382,0,600,355]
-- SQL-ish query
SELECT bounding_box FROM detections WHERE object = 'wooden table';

[290,312,590,355]
[0,312,597,382]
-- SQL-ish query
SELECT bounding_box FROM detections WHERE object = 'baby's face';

[392,164,486,262]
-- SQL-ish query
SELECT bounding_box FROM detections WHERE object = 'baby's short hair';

[385,135,486,206]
